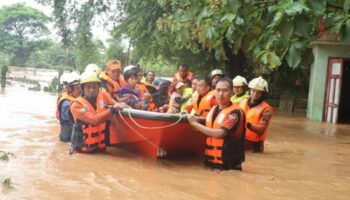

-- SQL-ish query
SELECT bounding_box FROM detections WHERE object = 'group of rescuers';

[56,59,273,171]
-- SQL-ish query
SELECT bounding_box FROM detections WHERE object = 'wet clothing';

[70,90,115,153]
[192,90,218,117]
[245,140,264,153]
[205,104,245,170]
[231,91,249,104]
[60,100,70,121]
[56,92,75,142]
[239,98,273,153]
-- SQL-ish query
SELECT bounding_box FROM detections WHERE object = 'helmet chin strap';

[249,92,267,107]
[84,95,97,106]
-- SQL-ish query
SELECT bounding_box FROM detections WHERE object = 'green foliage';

[0,3,50,66]
[114,0,350,73]
[2,178,12,189]
[0,151,14,190]
[35,0,350,98]
[43,77,59,93]
[139,56,177,77]
[0,151,14,161]
[106,38,127,66]
[0,152,9,161]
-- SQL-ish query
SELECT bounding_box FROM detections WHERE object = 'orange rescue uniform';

[172,71,194,83]
[56,92,75,120]
[70,90,116,153]
[192,90,218,117]
[99,72,126,99]
[136,82,147,97]
[56,92,76,142]
[239,99,273,152]
[205,104,245,169]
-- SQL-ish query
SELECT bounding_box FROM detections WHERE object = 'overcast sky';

[0,0,111,44]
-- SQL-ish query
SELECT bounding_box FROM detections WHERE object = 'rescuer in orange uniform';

[188,78,246,170]
[56,72,81,142]
[239,77,273,153]
[99,59,127,99]
[191,77,217,122]
[70,71,128,153]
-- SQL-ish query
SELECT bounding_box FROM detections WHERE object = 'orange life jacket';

[173,71,193,82]
[239,99,273,142]
[137,82,147,97]
[205,104,245,166]
[192,90,217,117]
[70,92,108,153]
[56,92,75,121]
[99,72,126,99]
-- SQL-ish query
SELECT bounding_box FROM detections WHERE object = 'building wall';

[308,42,350,121]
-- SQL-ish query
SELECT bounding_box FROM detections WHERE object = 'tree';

[37,0,350,78]
[106,37,127,66]
[36,0,111,70]
[0,4,50,66]
[114,0,350,77]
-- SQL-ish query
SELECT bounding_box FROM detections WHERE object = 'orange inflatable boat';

[108,109,206,159]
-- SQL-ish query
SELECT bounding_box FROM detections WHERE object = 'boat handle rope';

[125,110,185,129]
[118,110,167,158]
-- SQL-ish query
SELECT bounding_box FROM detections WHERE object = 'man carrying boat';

[70,71,128,153]
[188,78,246,171]
[56,72,80,142]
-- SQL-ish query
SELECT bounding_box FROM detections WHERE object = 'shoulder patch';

[80,105,89,114]
[99,99,105,108]
[227,113,238,123]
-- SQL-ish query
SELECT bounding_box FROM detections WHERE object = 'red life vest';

[192,90,217,117]
[239,99,273,142]
[205,104,245,166]
[56,92,75,121]
[70,92,108,153]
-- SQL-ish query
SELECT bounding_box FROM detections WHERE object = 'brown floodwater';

[1,85,350,200]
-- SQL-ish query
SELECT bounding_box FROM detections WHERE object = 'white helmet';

[67,72,80,85]
[59,73,70,85]
[123,65,137,73]
[85,63,101,74]
[232,75,247,87]
[210,69,224,79]
[248,76,269,92]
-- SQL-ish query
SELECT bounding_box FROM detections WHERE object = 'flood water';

[1,84,349,200]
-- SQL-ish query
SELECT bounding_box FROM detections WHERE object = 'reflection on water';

[1,85,350,200]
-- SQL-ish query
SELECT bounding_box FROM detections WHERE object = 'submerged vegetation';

[0,151,14,190]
